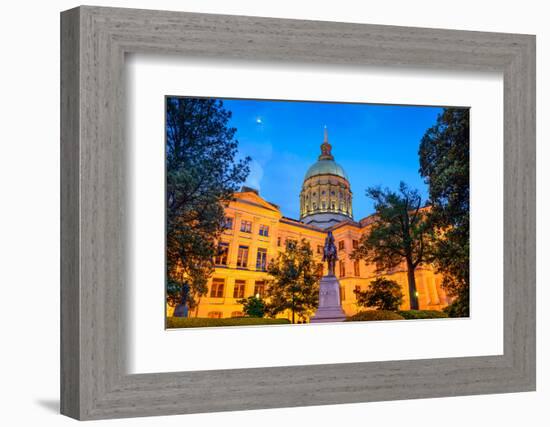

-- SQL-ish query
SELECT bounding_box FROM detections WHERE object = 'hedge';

[345,310,405,322]
[166,316,291,329]
[397,310,448,320]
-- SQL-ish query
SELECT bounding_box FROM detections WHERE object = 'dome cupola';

[299,127,353,228]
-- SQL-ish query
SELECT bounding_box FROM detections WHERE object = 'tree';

[237,296,266,318]
[166,97,250,312]
[354,277,403,311]
[419,108,470,317]
[265,239,322,323]
[352,182,433,310]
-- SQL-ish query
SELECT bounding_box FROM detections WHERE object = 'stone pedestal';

[310,275,346,323]
[173,303,189,318]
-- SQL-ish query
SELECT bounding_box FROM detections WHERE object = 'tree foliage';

[354,277,403,311]
[237,296,266,318]
[166,97,250,310]
[265,239,322,323]
[351,182,433,310]
[419,108,470,317]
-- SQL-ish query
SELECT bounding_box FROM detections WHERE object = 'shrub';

[354,277,403,311]
[345,310,405,322]
[237,296,266,318]
[397,310,448,320]
[166,316,290,329]
[443,293,470,317]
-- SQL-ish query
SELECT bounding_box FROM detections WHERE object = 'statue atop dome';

[318,126,334,160]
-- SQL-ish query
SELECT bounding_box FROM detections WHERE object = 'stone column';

[226,276,235,302]
[338,186,342,214]
[249,216,260,270]
[427,274,440,306]
[228,213,241,268]
[435,277,448,305]
[268,219,278,265]
[417,271,430,308]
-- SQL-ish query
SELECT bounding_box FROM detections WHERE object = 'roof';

[232,190,280,212]
[280,216,325,233]
[304,159,349,181]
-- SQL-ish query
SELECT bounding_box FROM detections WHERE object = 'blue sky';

[222,98,443,220]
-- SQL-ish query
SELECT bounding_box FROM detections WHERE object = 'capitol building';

[170,129,449,320]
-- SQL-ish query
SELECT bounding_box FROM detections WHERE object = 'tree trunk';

[194,297,202,318]
[291,292,295,324]
[406,259,419,310]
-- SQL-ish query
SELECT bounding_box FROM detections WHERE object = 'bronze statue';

[322,231,338,276]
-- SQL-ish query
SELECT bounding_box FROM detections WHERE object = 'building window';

[256,248,268,271]
[254,281,266,298]
[340,285,345,303]
[233,280,246,299]
[210,279,225,298]
[208,311,223,318]
[339,260,346,277]
[231,311,244,318]
[277,236,281,247]
[317,245,322,254]
[312,203,317,209]
[224,216,233,230]
[214,242,229,265]
[331,190,335,196]
[240,220,252,233]
[237,245,249,268]
[352,239,359,249]
[259,224,269,237]
[338,240,345,251]
[321,190,326,195]
[354,260,360,276]
[312,192,316,197]
[322,202,326,209]
[331,203,335,210]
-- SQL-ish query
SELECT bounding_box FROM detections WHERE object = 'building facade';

[169,130,450,320]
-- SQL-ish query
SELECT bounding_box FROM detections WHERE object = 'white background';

[0,1,547,426]
[128,57,503,373]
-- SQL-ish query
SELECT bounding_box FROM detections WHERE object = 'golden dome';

[299,127,353,228]
[304,159,349,181]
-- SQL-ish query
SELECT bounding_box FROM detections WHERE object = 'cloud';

[244,159,264,191]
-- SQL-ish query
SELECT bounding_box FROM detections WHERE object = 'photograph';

[165,96,470,328]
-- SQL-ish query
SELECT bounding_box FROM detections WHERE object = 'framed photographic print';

[61,6,536,420]
[164,97,468,330]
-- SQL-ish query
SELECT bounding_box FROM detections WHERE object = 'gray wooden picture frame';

[60,5,536,421]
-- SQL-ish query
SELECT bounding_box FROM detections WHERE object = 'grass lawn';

[167,316,291,329]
